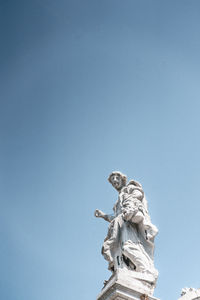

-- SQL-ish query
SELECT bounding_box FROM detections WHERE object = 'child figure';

[121,181,158,241]
[121,180,145,224]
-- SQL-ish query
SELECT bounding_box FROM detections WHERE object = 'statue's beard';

[112,184,122,191]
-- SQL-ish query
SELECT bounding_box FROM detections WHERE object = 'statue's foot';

[103,280,108,287]
[108,261,114,271]
[141,268,158,282]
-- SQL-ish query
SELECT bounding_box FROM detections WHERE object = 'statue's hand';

[123,210,133,221]
[94,209,105,218]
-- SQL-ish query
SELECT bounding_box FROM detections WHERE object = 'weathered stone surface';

[95,172,158,298]
[179,288,200,300]
[97,268,159,300]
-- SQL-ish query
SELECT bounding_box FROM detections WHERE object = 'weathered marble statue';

[179,288,200,300]
[95,172,158,299]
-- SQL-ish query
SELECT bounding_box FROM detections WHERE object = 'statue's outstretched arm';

[94,209,114,222]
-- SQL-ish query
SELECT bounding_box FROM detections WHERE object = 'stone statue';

[179,288,200,300]
[181,288,196,296]
[95,171,158,296]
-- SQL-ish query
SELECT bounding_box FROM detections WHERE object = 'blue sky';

[1,1,200,299]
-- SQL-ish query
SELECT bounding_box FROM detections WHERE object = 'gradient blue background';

[1,1,200,299]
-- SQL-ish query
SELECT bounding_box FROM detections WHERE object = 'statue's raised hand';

[94,209,105,218]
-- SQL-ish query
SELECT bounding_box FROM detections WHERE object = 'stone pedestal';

[97,269,159,300]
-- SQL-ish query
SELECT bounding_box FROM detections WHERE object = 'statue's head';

[108,171,127,191]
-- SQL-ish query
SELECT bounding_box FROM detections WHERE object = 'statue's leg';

[102,238,114,264]
[122,240,156,276]
[102,218,121,271]
[101,221,116,267]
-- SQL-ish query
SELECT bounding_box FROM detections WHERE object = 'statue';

[179,288,200,300]
[94,171,158,296]
[181,288,196,296]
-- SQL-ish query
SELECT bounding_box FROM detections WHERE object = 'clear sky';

[1,1,200,300]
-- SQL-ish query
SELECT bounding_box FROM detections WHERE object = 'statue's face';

[110,173,123,190]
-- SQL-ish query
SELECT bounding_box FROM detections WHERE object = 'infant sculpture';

[95,171,158,294]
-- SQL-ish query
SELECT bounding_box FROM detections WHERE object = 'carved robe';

[102,180,158,280]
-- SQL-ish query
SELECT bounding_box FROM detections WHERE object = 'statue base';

[97,269,159,300]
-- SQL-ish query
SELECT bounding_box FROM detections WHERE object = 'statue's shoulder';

[127,180,143,192]
[127,179,142,188]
